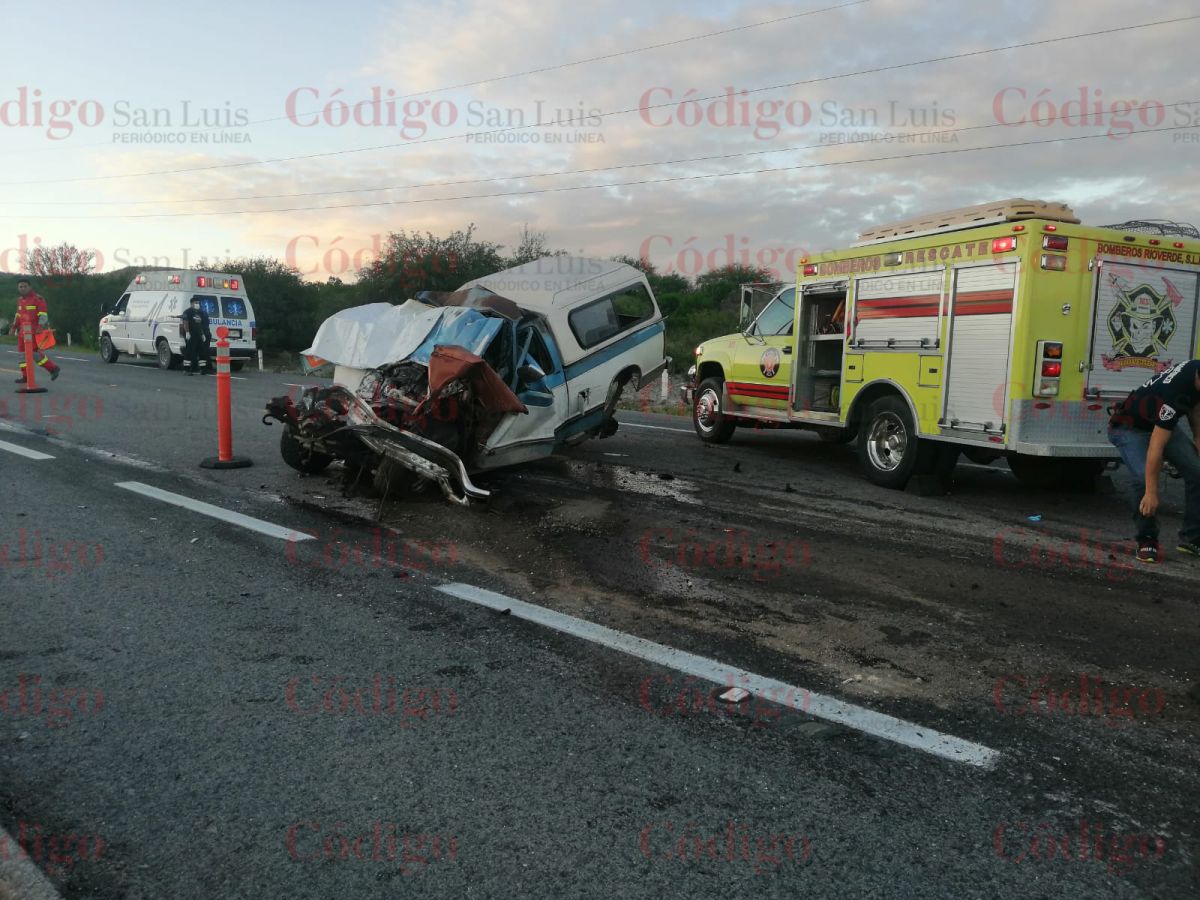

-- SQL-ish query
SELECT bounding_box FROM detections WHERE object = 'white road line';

[57,356,90,362]
[115,481,315,542]
[622,422,691,433]
[0,439,54,460]
[437,582,1000,768]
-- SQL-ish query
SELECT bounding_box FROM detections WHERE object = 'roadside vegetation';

[0,229,771,373]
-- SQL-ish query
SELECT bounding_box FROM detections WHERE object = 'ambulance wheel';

[156,339,181,370]
[858,395,921,489]
[693,377,737,444]
[229,361,246,372]
[99,334,119,364]
[280,430,333,474]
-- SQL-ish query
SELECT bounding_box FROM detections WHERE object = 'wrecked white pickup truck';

[264,257,667,504]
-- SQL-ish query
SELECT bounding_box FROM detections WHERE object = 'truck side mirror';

[517,363,546,384]
[739,299,751,329]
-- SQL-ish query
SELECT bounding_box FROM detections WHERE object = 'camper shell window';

[569,283,655,349]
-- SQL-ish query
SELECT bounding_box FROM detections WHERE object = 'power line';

[6,122,1194,220]
[0,0,870,159]
[8,100,1193,207]
[1,13,1193,188]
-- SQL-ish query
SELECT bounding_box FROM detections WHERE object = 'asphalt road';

[1,348,1198,899]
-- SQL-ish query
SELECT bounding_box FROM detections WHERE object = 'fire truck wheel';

[693,377,737,444]
[99,334,119,363]
[858,395,921,489]
[280,430,333,474]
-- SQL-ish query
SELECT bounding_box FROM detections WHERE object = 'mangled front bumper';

[343,393,490,505]
[264,385,490,506]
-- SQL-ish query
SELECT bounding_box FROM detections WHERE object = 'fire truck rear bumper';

[1007,441,1120,459]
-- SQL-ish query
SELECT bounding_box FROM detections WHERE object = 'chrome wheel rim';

[867,411,907,472]
[695,388,721,433]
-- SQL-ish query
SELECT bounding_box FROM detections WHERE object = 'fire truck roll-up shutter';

[943,262,1018,433]
[851,269,944,348]
[1086,260,1200,398]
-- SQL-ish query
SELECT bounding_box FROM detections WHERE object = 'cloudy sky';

[2,0,1198,284]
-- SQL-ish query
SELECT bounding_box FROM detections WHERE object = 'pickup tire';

[280,430,333,474]
[229,360,246,373]
[99,334,119,364]
[692,377,737,444]
[857,395,923,489]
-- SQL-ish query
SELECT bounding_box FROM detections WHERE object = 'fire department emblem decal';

[1102,275,1180,372]
[759,347,782,378]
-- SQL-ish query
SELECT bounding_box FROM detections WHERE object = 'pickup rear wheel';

[693,377,736,444]
[858,395,922,489]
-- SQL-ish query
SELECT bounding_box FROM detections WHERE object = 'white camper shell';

[98,269,257,371]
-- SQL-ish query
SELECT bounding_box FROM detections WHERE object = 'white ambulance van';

[98,270,257,371]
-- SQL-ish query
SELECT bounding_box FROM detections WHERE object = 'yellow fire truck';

[684,198,1200,490]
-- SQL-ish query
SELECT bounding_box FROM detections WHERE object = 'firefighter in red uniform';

[12,278,60,383]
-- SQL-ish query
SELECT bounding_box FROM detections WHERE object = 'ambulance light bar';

[1034,341,1063,397]
[194,276,239,290]
[803,264,818,276]
[1042,235,1068,251]
[992,237,1017,253]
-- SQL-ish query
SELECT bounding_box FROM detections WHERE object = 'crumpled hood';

[303,300,505,370]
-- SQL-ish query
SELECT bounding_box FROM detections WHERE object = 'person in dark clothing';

[1107,359,1200,563]
[179,297,211,375]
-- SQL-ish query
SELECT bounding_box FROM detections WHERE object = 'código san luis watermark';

[638,821,812,875]
[0,674,105,728]
[992,674,1165,728]
[285,675,458,725]
[285,821,459,872]
[0,86,249,143]
[0,530,105,582]
[637,87,955,141]
[638,673,810,728]
[991,526,1134,582]
[992,819,1166,876]
[0,394,104,436]
[638,527,810,583]
[284,527,459,572]
[283,87,604,143]
[0,822,106,875]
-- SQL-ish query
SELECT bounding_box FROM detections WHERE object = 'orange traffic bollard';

[200,326,252,469]
[15,311,47,395]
